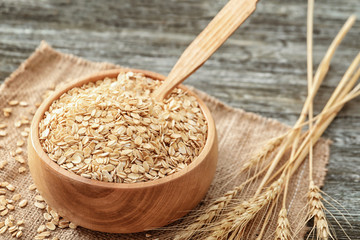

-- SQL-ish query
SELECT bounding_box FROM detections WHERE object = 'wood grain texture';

[152,0,258,100]
[27,69,218,233]
[1,0,359,238]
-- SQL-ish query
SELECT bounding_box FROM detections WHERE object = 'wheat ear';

[206,175,285,240]
[275,208,292,240]
[174,164,274,240]
[174,183,245,240]
[308,180,332,240]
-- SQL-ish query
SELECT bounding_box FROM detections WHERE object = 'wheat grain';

[308,181,331,240]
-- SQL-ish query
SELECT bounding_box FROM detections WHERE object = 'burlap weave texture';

[0,42,329,239]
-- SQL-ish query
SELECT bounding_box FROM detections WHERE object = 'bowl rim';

[29,68,216,189]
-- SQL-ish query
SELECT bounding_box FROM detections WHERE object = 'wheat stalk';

[174,9,358,240]
[241,134,286,172]
[305,2,332,239]
[254,14,357,197]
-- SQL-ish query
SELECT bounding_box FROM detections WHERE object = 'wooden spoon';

[152,0,259,101]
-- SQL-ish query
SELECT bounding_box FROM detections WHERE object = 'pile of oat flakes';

[39,72,208,183]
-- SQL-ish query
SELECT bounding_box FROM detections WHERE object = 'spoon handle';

[152,0,259,101]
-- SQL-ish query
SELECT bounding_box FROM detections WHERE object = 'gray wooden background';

[0,0,359,239]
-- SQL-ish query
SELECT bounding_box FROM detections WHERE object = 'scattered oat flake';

[15,156,25,164]
[58,220,69,229]
[29,184,37,191]
[18,167,26,174]
[34,202,46,209]
[21,119,30,125]
[69,222,77,229]
[3,108,12,117]
[35,231,51,239]
[0,225,8,234]
[16,140,25,147]
[15,147,23,155]
[50,210,58,219]
[12,194,21,202]
[0,130,7,137]
[0,209,8,216]
[0,182,9,187]
[20,131,29,137]
[44,213,52,221]
[19,200,28,208]
[15,230,22,238]
[0,160,8,169]
[35,195,44,202]
[8,225,18,233]
[45,222,56,231]
[0,123,6,129]
[16,220,24,226]
[6,184,15,192]
[6,204,15,210]
[14,121,22,128]
[8,100,19,106]
[19,101,28,107]
[37,224,46,233]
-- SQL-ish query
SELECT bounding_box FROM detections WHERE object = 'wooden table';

[1,0,359,239]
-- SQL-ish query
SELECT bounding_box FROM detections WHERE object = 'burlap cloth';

[0,42,329,239]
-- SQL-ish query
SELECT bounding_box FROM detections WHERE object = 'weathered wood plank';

[0,0,359,238]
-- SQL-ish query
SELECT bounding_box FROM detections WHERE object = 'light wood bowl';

[28,68,218,233]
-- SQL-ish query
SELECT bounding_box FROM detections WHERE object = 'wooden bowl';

[28,68,218,233]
